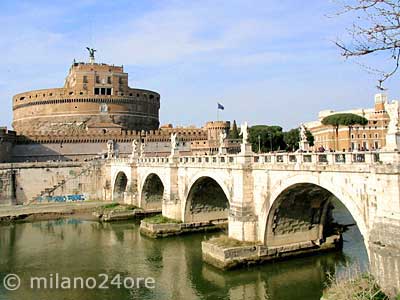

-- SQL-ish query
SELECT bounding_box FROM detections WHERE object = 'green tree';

[283,128,315,151]
[249,125,286,152]
[229,120,239,139]
[283,128,300,151]
[321,113,368,150]
[306,130,314,147]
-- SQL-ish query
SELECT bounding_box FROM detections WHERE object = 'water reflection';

[0,212,367,300]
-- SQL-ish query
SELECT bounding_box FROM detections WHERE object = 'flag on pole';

[217,103,225,110]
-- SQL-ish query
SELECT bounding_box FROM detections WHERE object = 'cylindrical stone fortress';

[12,62,160,136]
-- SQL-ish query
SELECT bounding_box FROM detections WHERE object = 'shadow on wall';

[185,176,230,223]
[141,173,164,210]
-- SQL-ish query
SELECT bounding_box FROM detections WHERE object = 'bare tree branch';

[335,0,400,89]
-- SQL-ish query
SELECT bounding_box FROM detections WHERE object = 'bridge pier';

[162,158,181,221]
[229,166,258,242]
[369,216,400,298]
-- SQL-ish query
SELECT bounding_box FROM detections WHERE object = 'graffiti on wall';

[36,194,87,203]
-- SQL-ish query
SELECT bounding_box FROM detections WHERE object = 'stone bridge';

[107,150,400,295]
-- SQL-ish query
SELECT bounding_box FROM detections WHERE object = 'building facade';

[305,94,392,151]
[2,53,239,162]
[13,60,160,136]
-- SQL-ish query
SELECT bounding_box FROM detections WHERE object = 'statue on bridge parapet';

[129,139,139,161]
[239,122,249,144]
[383,100,400,152]
[239,122,252,155]
[386,100,399,135]
[298,124,310,152]
[106,140,115,159]
[218,130,227,155]
[170,133,178,157]
[140,141,146,158]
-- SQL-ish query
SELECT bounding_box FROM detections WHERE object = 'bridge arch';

[184,175,230,223]
[140,173,164,210]
[261,174,369,258]
[113,171,128,203]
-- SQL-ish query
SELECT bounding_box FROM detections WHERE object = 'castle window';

[94,88,100,95]
[69,91,73,95]
[129,93,133,96]
[375,133,379,138]
[83,76,88,83]
[96,76,100,84]
[80,92,83,95]
[19,96,25,100]
[149,95,154,99]
[107,77,112,84]
[119,77,123,84]
[363,134,366,139]
[100,88,106,95]
[106,88,112,95]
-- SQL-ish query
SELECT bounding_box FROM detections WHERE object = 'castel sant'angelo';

[0,49,239,163]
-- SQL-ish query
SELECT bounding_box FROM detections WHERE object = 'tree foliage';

[335,0,400,89]
[283,128,315,151]
[248,125,315,152]
[229,120,240,139]
[283,128,301,151]
[321,113,368,127]
[249,125,286,152]
[306,130,315,147]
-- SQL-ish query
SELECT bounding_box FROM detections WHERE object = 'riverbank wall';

[0,161,105,205]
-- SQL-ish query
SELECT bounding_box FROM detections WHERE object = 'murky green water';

[0,205,367,300]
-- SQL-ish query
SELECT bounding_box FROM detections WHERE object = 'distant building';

[1,51,239,162]
[305,94,392,151]
[13,59,160,136]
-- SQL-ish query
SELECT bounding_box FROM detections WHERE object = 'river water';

[0,204,368,300]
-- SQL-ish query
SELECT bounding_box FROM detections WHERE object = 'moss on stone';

[142,214,181,224]
[96,203,138,214]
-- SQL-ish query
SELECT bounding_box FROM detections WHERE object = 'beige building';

[13,59,160,136]
[305,94,392,151]
[2,51,239,162]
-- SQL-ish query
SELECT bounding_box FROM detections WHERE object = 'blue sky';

[1,0,399,130]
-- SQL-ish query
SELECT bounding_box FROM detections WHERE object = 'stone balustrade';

[116,150,390,167]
